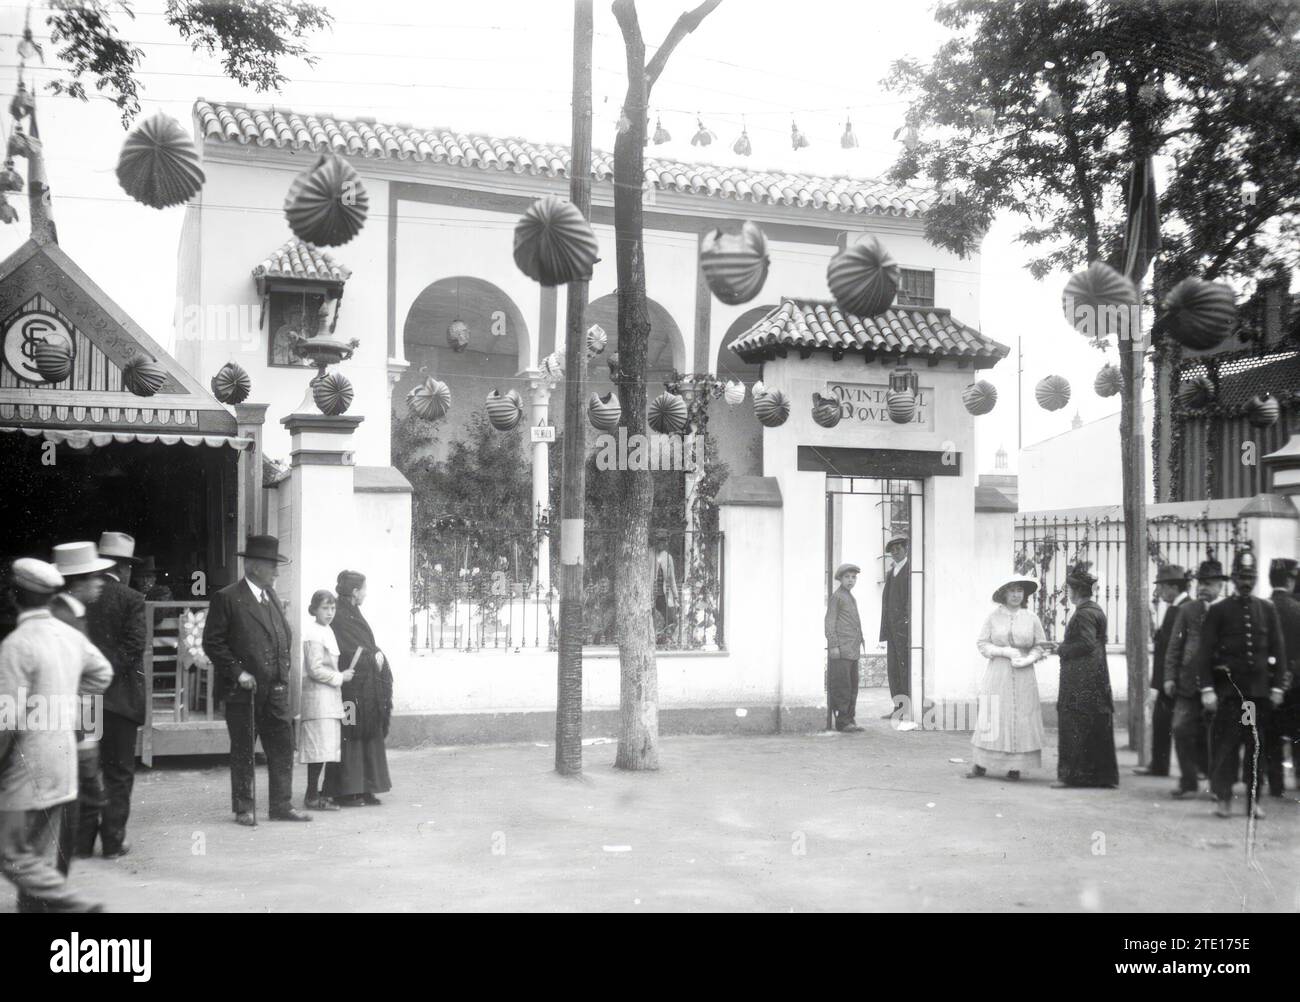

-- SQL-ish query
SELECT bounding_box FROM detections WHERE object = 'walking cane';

[247,678,258,826]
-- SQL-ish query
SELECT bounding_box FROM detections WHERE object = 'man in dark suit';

[879,535,911,713]
[1264,558,1300,797]
[84,532,146,859]
[1195,548,1287,819]
[825,562,864,732]
[1136,564,1190,777]
[1163,559,1225,798]
[202,535,310,825]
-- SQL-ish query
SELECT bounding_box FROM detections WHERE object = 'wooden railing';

[141,600,213,764]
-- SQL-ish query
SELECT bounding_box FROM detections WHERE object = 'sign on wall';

[3,309,74,383]
[826,382,934,431]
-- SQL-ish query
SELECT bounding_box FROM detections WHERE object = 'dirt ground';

[20,694,1300,913]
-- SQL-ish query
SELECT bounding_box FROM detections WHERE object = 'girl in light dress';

[300,590,354,810]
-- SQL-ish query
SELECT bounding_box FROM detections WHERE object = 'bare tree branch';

[645,0,722,88]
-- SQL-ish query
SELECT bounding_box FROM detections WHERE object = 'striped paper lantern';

[827,235,899,317]
[32,340,72,383]
[886,388,917,424]
[588,391,622,432]
[1177,375,1215,410]
[1062,262,1137,339]
[648,391,688,434]
[1164,278,1237,351]
[312,371,354,415]
[284,153,368,247]
[407,376,452,421]
[1093,364,1122,398]
[485,389,524,431]
[700,220,770,305]
[753,389,790,428]
[210,361,251,405]
[724,380,746,405]
[117,111,205,209]
[1035,374,1072,412]
[811,392,842,428]
[513,195,599,286]
[1245,393,1279,428]
[122,356,167,397]
[961,379,997,416]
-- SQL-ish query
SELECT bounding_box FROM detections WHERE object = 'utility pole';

[556,0,593,776]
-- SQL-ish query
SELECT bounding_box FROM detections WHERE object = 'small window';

[896,268,935,308]
[267,289,326,367]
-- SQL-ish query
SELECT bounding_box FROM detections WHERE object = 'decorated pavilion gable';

[0,238,236,435]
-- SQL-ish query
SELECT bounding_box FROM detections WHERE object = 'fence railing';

[1014,511,1245,644]
[410,525,725,653]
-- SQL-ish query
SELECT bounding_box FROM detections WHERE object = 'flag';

[1122,157,1161,284]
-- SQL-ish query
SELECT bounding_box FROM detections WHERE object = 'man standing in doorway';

[880,535,911,716]
[825,563,864,733]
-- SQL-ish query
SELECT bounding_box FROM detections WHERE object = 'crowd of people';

[826,543,1300,816]
[0,531,394,913]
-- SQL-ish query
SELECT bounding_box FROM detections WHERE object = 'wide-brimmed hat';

[10,557,63,595]
[1194,559,1228,581]
[883,534,909,554]
[1154,563,1190,586]
[98,531,141,565]
[52,542,115,579]
[237,535,290,565]
[834,562,861,581]
[992,575,1038,605]
[136,555,159,576]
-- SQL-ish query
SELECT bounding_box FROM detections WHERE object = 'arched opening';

[712,305,775,478]
[582,293,686,405]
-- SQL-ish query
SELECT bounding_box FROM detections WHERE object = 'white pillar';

[527,370,553,593]
[1238,493,1299,577]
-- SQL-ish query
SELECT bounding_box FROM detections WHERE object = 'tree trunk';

[1122,298,1150,757]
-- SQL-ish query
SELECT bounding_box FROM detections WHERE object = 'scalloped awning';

[0,426,252,450]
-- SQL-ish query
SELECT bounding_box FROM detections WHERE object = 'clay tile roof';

[194,100,934,219]
[730,298,1009,368]
[251,238,351,285]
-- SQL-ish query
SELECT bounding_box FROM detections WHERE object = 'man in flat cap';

[0,558,112,913]
[1264,557,1300,797]
[1136,564,1191,777]
[825,563,865,732]
[1195,547,1286,819]
[879,535,911,713]
[1163,558,1226,798]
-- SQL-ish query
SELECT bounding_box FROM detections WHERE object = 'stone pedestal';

[235,403,268,536]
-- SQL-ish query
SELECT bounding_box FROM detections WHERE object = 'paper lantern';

[1061,262,1138,339]
[723,380,746,406]
[116,111,205,209]
[407,377,452,421]
[894,125,919,150]
[540,351,564,383]
[1163,278,1237,351]
[648,391,688,434]
[0,159,23,193]
[513,195,599,286]
[962,380,998,416]
[1177,375,1215,410]
[447,320,470,352]
[1093,364,1122,398]
[0,194,16,225]
[588,391,622,431]
[586,324,607,356]
[790,120,809,150]
[811,392,842,429]
[210,361,251,405]
[312,371,354,416]
[732,128,752,157]
[840,116,858,150]
[886,388,917,424]
[485,389,524,431]
[284,153,368,247]
[1035,375,1072,412]
[607,352,620,380]
[1245,394,1279,428]
[32,340,71,383]
[753,389,790,428]
[652,117,671,145]
[700,220,769,306]
[828,236,899,318]
[122,356,166,397]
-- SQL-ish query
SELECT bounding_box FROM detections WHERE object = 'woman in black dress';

[1052,566,1119,788]
[322,570,393,806]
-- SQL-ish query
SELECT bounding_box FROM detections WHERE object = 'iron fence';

[1014,512,1245,644]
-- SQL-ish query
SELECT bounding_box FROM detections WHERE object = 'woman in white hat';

[967,574,1052,780]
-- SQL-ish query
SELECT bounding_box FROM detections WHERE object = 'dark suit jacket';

[825,586,864,659]
[1151,593,1189,689]
[1271,589,1300,691]
[50,594,87,634]
[879,562,909,644]
[1194,592,1286,698]
[87,576,146,724]
[202,578,293,722]
[1056,600,1112,713]
[1164,598,1213,698]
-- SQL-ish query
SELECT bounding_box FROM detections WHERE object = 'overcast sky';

[0,0,1141,472]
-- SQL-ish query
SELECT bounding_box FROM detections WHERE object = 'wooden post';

[1123,289,1150,758]
[555,0,593,776]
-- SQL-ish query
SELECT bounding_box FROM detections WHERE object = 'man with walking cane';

[202,536,309,826]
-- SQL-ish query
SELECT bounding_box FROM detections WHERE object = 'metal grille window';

[896,268,935,308]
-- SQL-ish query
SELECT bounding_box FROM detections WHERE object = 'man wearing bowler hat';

[1264,558,1300,797]
[825,563,865,732]
[1163,558,1227,798]
[203,535,310,824]
[879,535,911,714]
[1195,547,1286,819]
[1136,564,1191,777]
[85,531,147,858]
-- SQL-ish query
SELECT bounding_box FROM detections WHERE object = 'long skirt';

[322,734,391,797]
[1057,709,1119,787]
[971,656,1044,772]
[297,718,341,765]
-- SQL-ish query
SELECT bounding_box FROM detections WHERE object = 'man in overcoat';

[1136,564,1190,777]
[825,563,865,733]
[202,535,310,825]
[879,535,911,710]
[1264,558,1300,797]
[1195,548,1287,819]
[1162,559,1225,798]
[84,531,145,858]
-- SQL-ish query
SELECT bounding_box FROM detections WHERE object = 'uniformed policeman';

[1194,547,1287,819]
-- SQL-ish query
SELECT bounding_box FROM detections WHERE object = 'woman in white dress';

[299,590,354,810]
[966,575,1053,780]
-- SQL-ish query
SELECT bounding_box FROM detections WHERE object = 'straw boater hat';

[1154,563,1190,586]
[1194,559,1228,581]
[992,573,1038,605]
[834,562,861,581]
[51,542,115,579]
[237,534,291,565]
[98,531,141,565]
[10,558,63,595]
